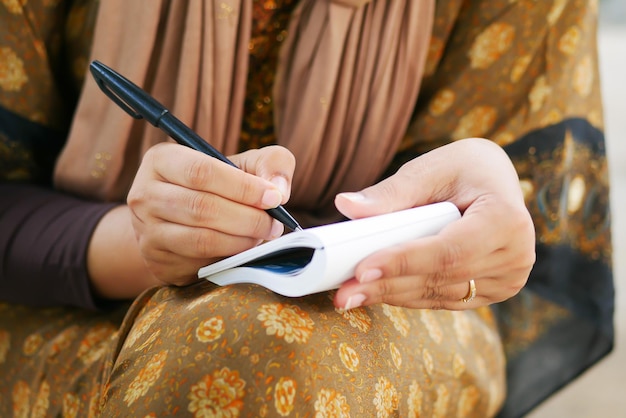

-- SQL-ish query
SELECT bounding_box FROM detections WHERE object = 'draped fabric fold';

[53,0,434,216]
[53,0,253,200]
[275,0,434,211]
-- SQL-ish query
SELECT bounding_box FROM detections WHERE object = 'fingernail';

[358,268,382,283]
[262,189,282,208]
[270,176,290,199]
[338,192,367,202]
[344,293,366,310]
[269,220,284,239]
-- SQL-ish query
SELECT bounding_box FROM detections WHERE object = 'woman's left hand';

[333,138,536,310]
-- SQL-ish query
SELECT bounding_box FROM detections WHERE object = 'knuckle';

[427,300,447,310]
[184,158,214,189]
[192,228,217,258]
[127,186,147,208]
[422,284,441,300]
[390,250,411,277]
[375,277,394,297]
[436,240,466,272]
[187,192,219,224]
[424,269,453,289]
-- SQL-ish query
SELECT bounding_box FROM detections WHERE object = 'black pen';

[89,60,302,232]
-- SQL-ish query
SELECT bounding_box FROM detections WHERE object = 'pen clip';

[90,61,144,120]
[90,60,170,126]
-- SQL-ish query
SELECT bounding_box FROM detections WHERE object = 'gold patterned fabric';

[0,285,506,417]
[0,0,614,417]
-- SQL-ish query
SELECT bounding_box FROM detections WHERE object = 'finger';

[336,273,522,311]
[146,143,285,210]
[230,145,296,202]
[137,246,216,286]
[131,181,284,240]
[138,220,263,261]
[335,276,472,310]
[335,138,522,220]
[334,145,459,220]
[353,199,534,285]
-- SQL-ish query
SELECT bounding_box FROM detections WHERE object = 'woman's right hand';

[125,143,296,287]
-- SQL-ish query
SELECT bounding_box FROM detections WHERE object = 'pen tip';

[294,226,304,232]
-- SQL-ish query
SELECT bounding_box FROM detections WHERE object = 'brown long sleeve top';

[0,183,117,309]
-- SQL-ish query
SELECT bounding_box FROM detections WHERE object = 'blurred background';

[529,1,626,416]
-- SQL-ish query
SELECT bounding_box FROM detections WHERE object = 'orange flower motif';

[124,350,169,406]
[314,388,350,418]
[336,306,372,333]
[428,89,455,117]
[186,287,230,311]
[452,106,497,140]
[196,316,225,343]
[468,23,515,69]
[0,47,28,91]
[135,330,161,352]
[453,353,466,378]
[32,381,50,417]
[420,310,443,344]
[77,323,116,365]
[257,303,314,344]
[274,377,297,416]
[339,343,359,372]
[0,329,9,364]
[126,304,166,348]
[382,304,410,337]
[541,109,563,127]
[407,381,423,418]
[22,333,43,356]
[548,0,568,26]
[373,376,398,418]
[559,26,582,56]
[510,54,532,83]
[87,392,100,417]
[424,37,445,76]
[389,342,402,370]
[187,367,246,418]
[49,326,78,356]
[452,311,472,347]
[433,385,451,418]
[529,75,551,113]
[457,386,481,418]
[422,349,434,376]
[573,55,594,97]
[1,0,23,14]
[63,393,80,418]
[12,381,30,418]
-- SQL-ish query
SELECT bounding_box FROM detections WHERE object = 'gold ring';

[462,279,477,303]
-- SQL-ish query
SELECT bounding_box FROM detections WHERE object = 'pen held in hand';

[89,60,302,232]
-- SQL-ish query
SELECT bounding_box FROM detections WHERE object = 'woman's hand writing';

[88,143,296,297]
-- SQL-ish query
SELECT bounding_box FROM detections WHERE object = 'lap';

[0,282,506,417]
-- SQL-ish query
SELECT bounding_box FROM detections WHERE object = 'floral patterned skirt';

[0,281,505,417]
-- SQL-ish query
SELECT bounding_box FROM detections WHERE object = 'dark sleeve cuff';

[0,183,119,310]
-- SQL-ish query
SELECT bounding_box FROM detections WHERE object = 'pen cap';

[89,60,165,125]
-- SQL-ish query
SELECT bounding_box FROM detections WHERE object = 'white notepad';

[198,202,460,297]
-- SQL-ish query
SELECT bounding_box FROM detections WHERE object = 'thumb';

[335,148,458,220]
[334,175,421,221]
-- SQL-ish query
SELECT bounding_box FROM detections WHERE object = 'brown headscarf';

[53,0,434,221]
